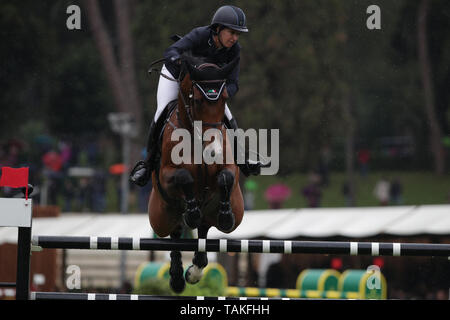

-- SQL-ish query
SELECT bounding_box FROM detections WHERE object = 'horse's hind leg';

[217,169,235,232]
[169,225,186,293]
[185,225,209,285]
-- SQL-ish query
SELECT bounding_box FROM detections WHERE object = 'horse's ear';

[184,61,203,81]
[181,54,203,81]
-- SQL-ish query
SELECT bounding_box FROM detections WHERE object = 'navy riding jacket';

[164,26,241,98]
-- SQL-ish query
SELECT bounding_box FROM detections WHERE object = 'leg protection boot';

[130,119,159,186]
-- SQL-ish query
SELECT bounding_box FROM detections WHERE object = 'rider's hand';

[170,55,181,65]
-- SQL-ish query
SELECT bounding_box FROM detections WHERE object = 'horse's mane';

[182,52,222,69]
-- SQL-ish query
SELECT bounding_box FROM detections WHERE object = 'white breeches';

[154,64,233,122]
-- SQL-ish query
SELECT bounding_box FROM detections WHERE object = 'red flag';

[0,167,29,199]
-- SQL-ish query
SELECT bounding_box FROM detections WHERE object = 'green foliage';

[1,1,449,172]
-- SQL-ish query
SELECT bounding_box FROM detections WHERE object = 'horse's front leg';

[162,167,202,229]
[169,225,185,293]
[185,224,209,285]
[216,168,235,232]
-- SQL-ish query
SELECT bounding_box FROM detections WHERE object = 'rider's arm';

[164,27,208,63]
[226,62,239,98]
[226,45,240,98]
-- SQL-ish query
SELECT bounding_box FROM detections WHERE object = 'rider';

[130,5,263,187]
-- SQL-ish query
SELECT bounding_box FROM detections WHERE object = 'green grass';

[58,170,449,212]
[245,171,450,210]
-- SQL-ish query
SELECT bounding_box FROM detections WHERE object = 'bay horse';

[148,56,244,293]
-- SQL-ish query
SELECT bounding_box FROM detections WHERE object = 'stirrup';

[239,160,262,177]
[130,160,151,187]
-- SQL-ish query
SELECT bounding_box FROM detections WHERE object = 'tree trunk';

[113,0,143,164]
[114,0,143,136]
[82,0,128,113]
[417,0,445,175]
[83,0,143,164]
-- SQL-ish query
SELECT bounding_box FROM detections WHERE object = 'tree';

[82,0,143,163]
[417,0,445,175]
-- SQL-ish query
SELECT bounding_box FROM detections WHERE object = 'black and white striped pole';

[31,236,450,257]
[30,291,302,301]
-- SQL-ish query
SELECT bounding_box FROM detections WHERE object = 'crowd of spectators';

[0,136,147,213]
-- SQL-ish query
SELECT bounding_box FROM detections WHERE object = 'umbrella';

[264,183,292,203]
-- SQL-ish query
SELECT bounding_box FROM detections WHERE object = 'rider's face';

[217,28,240,48]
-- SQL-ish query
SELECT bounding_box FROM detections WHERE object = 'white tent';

[1,204,450,245]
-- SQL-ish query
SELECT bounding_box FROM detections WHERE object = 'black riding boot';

[226,118,263,177]
[130,119,159,187]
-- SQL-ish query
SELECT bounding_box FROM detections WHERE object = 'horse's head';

[178,55,239,129]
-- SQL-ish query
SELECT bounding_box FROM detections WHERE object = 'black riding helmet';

[210,5,248,33]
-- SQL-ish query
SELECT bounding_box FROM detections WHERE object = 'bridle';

[148,59,226,131]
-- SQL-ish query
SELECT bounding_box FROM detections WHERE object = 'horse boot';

[217,169,235,232]
[226,118,263,177]
[130,119,160,187]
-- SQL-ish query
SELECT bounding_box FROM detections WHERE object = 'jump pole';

[32,236,450,257]
[30,291,319,300]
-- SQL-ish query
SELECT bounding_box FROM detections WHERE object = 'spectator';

[244,179,258,210]
[264,183,291,209]
[62,178,75,211]
[318,146,331,187]
[91,171,107,212]
[78,177,93,212]
[341,181,354,206]
[389,178,403,205]
[373,177,390,206]
[138,180,152,213]
[302,172,322,208]
[357,148,370,177]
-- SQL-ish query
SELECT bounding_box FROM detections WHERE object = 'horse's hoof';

[185,264,203,284]
[183,208,202,229]
[217,211,235,233]
[170,276,186,293]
